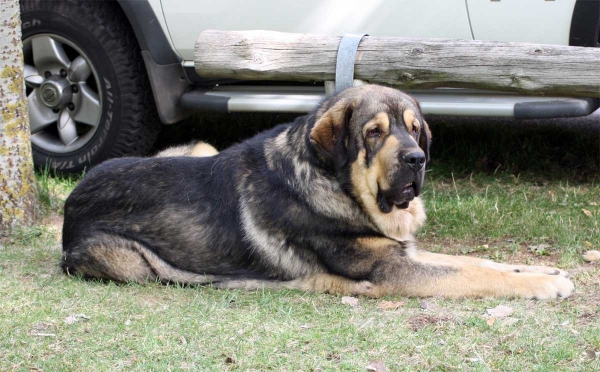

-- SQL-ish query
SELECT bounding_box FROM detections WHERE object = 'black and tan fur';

[61,85,574,299]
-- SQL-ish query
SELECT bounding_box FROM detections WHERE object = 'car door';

[161,0,474,61]
[466,0,577,45]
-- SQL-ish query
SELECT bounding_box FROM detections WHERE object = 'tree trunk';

[195,30,600,98]
[0,0,38,234]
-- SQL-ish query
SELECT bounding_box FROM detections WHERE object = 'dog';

[61,85,574,299]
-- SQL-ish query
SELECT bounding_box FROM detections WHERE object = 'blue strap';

[335,33,368,92]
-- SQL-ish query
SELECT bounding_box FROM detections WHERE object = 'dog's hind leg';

[62,233,218,285]
[212,273,376,297]
[283,273,376,296]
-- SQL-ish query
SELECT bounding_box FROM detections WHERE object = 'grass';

[420,170,600,266]
[34,167,80,215]
[1,116,599,371]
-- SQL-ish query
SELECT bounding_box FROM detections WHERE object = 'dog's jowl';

[61,85,574,299]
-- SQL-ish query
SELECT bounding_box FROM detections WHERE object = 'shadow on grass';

[428,118,599,183]
[154,113,600,183]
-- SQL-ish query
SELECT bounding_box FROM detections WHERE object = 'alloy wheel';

[23,34,102,154]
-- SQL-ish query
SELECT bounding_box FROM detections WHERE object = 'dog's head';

[309,85,431,219]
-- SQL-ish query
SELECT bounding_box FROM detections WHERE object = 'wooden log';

[195,30,600,98]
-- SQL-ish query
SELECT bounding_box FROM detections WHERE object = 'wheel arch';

[115,0,180,65]
[116,0,191,124]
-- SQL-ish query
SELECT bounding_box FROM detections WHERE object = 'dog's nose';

[403,152,426,170]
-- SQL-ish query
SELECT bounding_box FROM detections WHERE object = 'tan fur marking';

[356,236,400,252]
[190,142,219,157]
[369,135,401,192]
[155,141,218,158]
[310,116,336,154]
[351,149,427,240]
[402,109,420,133]
[154,144,192,157]
[388,266,574,299]
[310,99,350,154]
[362,112,390,137]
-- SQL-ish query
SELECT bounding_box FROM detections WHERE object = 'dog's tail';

[154,141,219,158]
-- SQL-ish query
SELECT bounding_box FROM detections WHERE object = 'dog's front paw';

[523,275,574,300]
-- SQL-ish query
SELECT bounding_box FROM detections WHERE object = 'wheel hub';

[39,75,72,109]
[23,33,102,154]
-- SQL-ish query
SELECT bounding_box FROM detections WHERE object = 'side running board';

[180,86,599,119]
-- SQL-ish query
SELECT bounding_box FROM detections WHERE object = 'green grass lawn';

[1,118,599,371]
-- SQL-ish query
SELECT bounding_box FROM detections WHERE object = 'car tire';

[20,0,161,173]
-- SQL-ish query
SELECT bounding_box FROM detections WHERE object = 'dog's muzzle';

[376,151,425,213]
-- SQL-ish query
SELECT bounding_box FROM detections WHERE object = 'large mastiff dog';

[61,85,574,299]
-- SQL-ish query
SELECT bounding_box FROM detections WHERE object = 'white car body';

[155,0,577,62]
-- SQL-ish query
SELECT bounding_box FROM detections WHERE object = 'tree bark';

[0,0,38,234]
[195,30,600,98]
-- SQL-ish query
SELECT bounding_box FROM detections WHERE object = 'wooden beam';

[195,30,600,98]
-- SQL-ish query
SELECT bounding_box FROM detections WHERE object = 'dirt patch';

[407,314,453,332]
[41,212,64,231]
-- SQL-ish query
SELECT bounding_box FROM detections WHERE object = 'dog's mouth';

[377,182,420,213]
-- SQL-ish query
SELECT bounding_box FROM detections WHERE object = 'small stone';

[341,296,359,307]
[583,250,600,262]
[419,300,437,311]
[486,305,513,318]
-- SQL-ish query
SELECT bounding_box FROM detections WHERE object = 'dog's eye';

[366,128,380,138]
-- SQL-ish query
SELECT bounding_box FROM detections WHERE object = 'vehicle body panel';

[161,0,473,61]
[466,0,577,45]
[156,0,599,120]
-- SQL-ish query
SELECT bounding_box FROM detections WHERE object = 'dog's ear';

[419,120,431,162]
[412,100,431,162]
[309,99,354,167]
